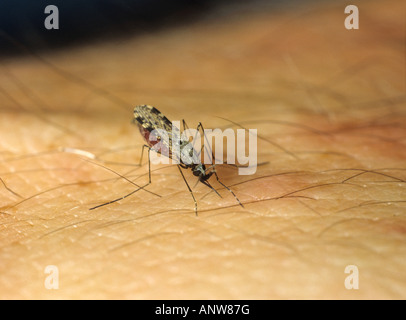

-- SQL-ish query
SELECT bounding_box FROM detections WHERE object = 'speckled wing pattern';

[133,105,179,157]
[133,105,172,132]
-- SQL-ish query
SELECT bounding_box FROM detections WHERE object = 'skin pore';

[0,0,405,299]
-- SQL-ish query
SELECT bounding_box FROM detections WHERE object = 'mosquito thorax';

[192,164,212,181]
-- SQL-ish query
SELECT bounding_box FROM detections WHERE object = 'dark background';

[0,0,304,57]
[0,0,209,55]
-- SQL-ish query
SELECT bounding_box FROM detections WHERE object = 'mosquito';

[91,105,244,215]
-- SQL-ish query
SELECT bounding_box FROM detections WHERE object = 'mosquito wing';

[133,105,180,158]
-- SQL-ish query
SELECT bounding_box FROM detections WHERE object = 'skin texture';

[0,0,405,299]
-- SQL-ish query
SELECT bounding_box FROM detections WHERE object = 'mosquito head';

[192,164,213,181]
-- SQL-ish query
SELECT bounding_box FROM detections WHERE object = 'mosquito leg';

[136,144,153,184]
[182,119,202,145]
[200,180,222,198]
[177,165,198,216]
[182,120,243,211]
[196,122,225,166]
[139,144,150,166]
[195,122,215,164]
[182,119,189,131]
[89,145,155,210]
[89,185,150,210]
[147,145,152,184]
[213,171,244,209]
[182,120,211,163]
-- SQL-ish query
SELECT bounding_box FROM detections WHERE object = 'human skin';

[0,0,405,299]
